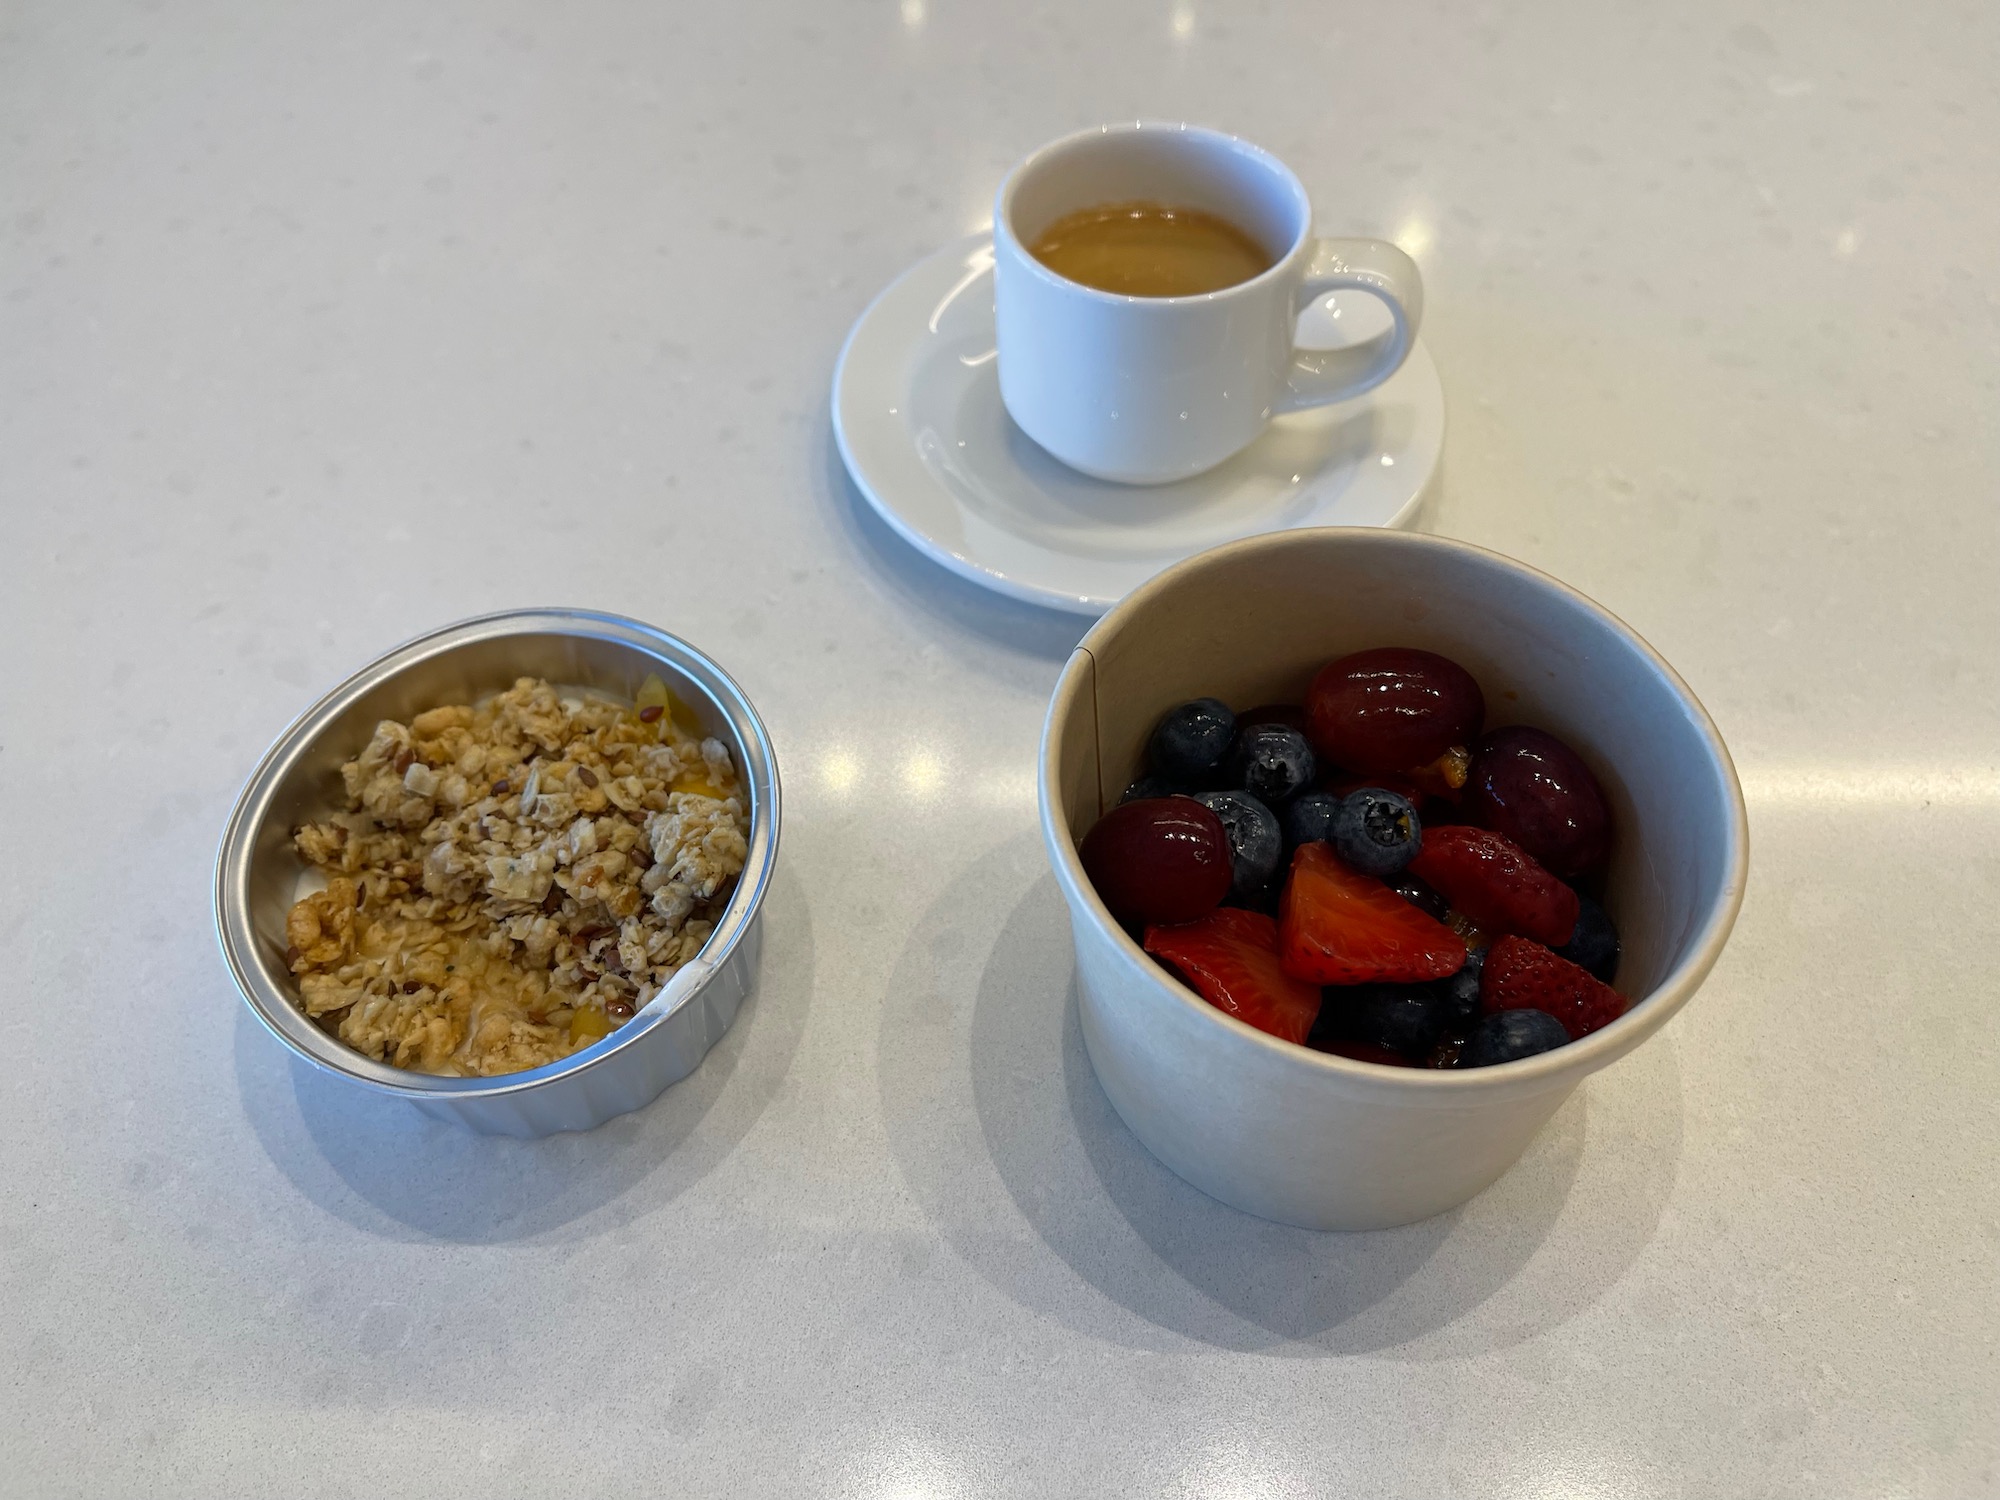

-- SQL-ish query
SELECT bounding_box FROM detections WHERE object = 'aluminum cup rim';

[213,607,782,1101]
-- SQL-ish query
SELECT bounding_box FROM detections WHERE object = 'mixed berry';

[1077,648,1627,1069]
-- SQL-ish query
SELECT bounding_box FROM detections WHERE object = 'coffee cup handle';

[1272,237,1425,414]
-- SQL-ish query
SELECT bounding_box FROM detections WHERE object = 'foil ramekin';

[214,608,781,1137]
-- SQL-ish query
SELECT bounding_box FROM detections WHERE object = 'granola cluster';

[283,676,750,1077]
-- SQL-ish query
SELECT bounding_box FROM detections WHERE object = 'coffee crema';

[1027,201,1275,297]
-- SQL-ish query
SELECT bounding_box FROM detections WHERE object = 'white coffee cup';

[993,122,1424,486]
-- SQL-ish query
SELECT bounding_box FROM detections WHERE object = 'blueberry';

[1279,791,1343,852]
[1226,723,1315,806]
[1462,1008,1570,1067]
[1412,952,1484,1066]
[1331,788,1422,877]
[1237,703,1309,734]
[1148,698,1235,786]
[1432,948,1485,1031]
[1426,1034,1468,1069]
[1120,775,1183,805]
[1556,894,1620,982]
[1191,790,1281,902]
[1309,981,1451,1058]
[1388,872,1450,923]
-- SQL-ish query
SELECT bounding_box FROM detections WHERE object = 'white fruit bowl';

[1037,527,1747,1230]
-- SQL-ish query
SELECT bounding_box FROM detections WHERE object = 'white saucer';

[831,234,1445,616]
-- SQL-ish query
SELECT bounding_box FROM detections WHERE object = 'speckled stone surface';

[2,0,1996,1495]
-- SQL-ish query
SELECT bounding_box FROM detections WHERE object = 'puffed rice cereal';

[283,676,750,1076]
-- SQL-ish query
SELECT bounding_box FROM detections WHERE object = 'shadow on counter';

[818,425,1091,666]
[233,866,815,1245]
[879,833,1684,1356]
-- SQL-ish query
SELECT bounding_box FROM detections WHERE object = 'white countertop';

[3,0,1996,1494]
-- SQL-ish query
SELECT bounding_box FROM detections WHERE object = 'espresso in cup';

[994,123,1425,484]
[1028,201,1276,297]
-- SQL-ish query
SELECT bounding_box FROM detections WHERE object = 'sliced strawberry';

[1479,935,1629,1039]
[1144,908,1322,1045]
[1408,825,1580,947]
[1278,842,1466,985]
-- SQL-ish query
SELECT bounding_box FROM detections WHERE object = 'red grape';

[1463,725,1612,878]
[1080,797,1233,926]
[1305,648,1484,773]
